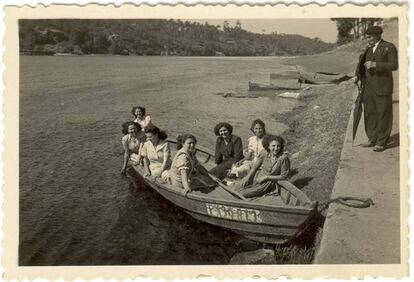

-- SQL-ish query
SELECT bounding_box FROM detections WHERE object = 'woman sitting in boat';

[132,106,153,131]
[228,119,267,178]
[141,125,171,179]
[121,121,146,176]
[169,134,214,196]
[232,135,290,198]
[121,121,129,135]
[209,122,243,179]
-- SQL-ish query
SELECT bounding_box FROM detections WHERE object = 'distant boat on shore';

[248,81,301,91]
[249,66,353,91]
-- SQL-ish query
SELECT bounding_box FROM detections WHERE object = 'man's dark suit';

[358,40,398,147]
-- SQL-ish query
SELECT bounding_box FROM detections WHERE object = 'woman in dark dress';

[209,122,243,179]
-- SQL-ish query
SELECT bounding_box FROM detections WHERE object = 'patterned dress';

[234,152,290,198]
[122,132,145,164]
[169,149,214,189]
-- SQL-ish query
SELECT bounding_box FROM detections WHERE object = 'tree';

[18,18,335,56]
[223,20,230,33]
[235,20,242,30]
[331,18,383,44]
[70,27,89,45]
[92,33,110,53]
[331,18,354,44]
[359,18,383,38]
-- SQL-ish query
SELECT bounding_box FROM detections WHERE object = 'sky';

[191,19,338,43]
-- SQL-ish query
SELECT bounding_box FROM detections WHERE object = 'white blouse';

[134,115,153,131]
[247,136,264,161]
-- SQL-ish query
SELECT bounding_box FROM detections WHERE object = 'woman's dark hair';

[144,125,168,140]
[262,135,285,153]
[182,134,198,145]
[250,119,266,135]
[121,122,129,135]
[122,121,141,135]
[176,134,198,150]
[213,122,233,136]
[131,106,146,117]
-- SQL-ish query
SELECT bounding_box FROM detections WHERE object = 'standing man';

[355,25,398,152]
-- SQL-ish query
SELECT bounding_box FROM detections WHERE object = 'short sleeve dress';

[122,132,145,164]
[169,149,215,190]
[234,152,291,198]
[141,139,172,176]
[169,149,199,188]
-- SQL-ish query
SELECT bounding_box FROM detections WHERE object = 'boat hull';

[248,81,301,91]
[130,168,318,245]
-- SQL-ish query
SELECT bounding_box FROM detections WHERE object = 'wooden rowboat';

[296,65,353,85]
[129,139,318,245]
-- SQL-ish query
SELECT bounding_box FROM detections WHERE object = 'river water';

[19,55,299,265]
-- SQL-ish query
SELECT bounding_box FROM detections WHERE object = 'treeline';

[19,19,335,56]
[331,18,384,45]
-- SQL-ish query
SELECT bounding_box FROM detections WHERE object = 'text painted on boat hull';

[205,203,263,223]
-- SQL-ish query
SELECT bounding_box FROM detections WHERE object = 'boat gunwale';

[165,139,316,210]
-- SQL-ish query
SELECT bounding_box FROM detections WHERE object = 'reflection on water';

[19,56,299,265]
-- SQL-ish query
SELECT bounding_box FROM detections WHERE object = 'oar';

[207,173,249,201]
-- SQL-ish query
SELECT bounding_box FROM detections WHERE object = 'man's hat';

[366,26,383,35]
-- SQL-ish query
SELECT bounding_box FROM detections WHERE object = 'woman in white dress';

[141,125,171,178]
[229,119,267,178]
[132,106,153,131]
[121,122,145,176]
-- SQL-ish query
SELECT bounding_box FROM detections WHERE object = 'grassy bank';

[279,45,362,204]
[263,19,399,264]
[279,18,397,205]
[275,83,356,205]
[254,40,364,264]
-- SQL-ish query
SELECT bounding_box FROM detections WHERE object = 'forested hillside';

[19,19,336,56]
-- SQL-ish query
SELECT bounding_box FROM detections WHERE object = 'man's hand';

[364,61,376,69]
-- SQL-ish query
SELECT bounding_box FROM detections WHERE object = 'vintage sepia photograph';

[2,3,408,279]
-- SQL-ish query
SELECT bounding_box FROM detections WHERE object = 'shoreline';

[277,43,362,204]
[273,78,355,204]
[237,51,360,264]
[19,53,306,59]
